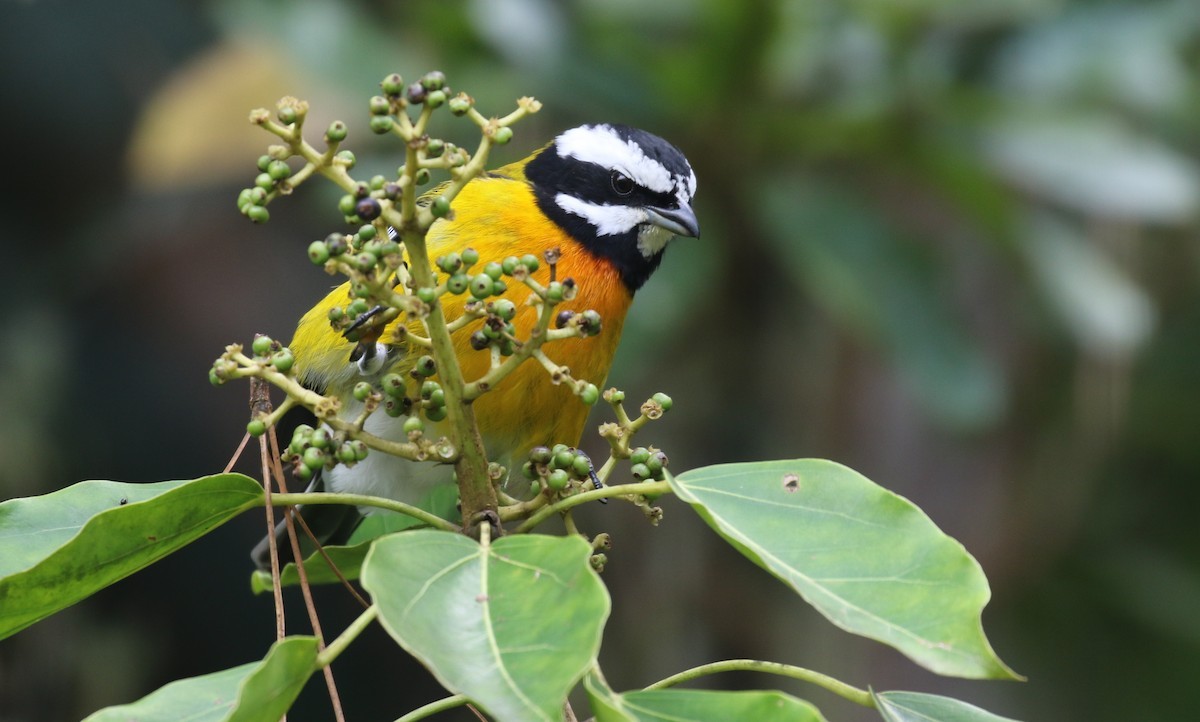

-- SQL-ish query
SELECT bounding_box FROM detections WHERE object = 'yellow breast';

[290,163,634,456]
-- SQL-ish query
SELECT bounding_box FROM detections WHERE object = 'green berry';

[431,196,451,218]
[271,348,295,373]
[351,440,369,460]
[424,406,447,422]
[414,355,436,377]
[247,418,266,437]
[254,172,275,190]
[579,383,600,405]
[277,105,297,124]
[302,447,326,470]
[370,115,394,134]
[338,443,358,464]
[310,428,331,449]
[354,252,376,273]
[256,154,272,172]
[426,138,445,157]
[417,287,437,304]
[251,335,274,356]
[571,455,592,479]
[646,451,667,474]
[326,121,347,143]
[353,381,372,401]
[267,159,290,181]
[415,168,431,185]
[545,282,564,303]
[420,380,440,400]
[446,273,469,295]
[483,261,503,280]
[630,447,651,465]
[461,247,480,266]
[501,256,519,275]
[381,73,404,95]
[427,388,445,407]
[547,469,570,491]
[630,463,651,480]
[421,70,446,90]
[403,416,424,434]
[437,252,462,273]
[382,373,406,398]
[490,299,516,321]
[209,368,223,386]
[448,94,472,116]
[368,95,390,115]
[470,273,494,300]
[652,392,673,411]
[521,461,537,481]
[493,126,513,145]
[606,388,626,403]
[368,175,387,191]
[357,224,377,242]
[295,464,314,482]
[553,449,575,470]
[338,194,357,216]
[491,279,507,296]
[308,241,330,265]
[425,89,446,108]
[520,254,540,272]
[384,397,405,417]
[335,150,357,168]
[347,298,370,316]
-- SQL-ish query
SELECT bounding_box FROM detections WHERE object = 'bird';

[252,123,698,570]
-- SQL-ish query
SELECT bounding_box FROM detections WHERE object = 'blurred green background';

[3,0,1199,720]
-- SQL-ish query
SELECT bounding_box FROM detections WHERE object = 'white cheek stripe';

[556,194,646,236]
[556,125,674,194]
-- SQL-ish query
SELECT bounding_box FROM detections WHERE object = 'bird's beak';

[646,202,700,239]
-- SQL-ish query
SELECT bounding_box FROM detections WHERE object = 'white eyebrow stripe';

[555,194,646,236]
[556,125,675,194]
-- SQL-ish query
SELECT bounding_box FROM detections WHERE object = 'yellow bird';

[253,123,698,568]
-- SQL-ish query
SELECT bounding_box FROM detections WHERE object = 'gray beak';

[646,202,700,239]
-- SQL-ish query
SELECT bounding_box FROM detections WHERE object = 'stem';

[316,605,380,668]
[644,659,875,708]
[270,492,460,532]
[394,695,469,722]
[513,480,670,533]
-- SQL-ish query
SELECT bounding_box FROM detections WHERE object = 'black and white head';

[525,123,699,292]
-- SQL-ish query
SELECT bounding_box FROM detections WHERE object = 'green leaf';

[874,690,1022,722]
[670,460,1019,680]
[83,636,319,722]
[0,474,263,640]
[361,530,610,722]
[584,673,826,722]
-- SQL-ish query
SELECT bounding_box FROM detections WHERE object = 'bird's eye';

[610,171,634,196]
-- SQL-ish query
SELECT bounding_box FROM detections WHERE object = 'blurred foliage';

[3,0,1200,720]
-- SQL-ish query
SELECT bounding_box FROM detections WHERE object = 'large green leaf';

[361,530,610,722]
[671,460,1018,680]
[874,690,1021,722]
[584,673,826,722]
[0,474,263,639]
[84,636,318,722]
